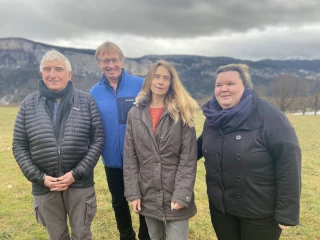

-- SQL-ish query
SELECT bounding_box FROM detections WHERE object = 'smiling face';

[98,51,122,82]
[215,71,245,109]
[151,65,172,99]
[40,59,72,91]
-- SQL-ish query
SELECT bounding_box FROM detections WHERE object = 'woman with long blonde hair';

[124,60,198,240]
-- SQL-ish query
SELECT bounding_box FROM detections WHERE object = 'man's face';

[40,59,72,91]
[97,51,123,82]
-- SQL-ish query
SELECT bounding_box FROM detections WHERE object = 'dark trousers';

[105,167,150,240]
[209,201,282,240]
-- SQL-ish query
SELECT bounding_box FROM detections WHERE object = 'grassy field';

[0,106,319,240]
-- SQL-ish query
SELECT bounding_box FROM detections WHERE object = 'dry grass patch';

[0,107,319,239]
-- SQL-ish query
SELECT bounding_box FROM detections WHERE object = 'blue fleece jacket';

[89,69,143,168]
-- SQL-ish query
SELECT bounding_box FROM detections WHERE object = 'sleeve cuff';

[71,169,81,180]
[42,173,47,184]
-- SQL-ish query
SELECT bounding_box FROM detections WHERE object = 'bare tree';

[314,91,320,116]
[297,78,311,115]
[310,80,320,116]
[254,85,270,98]
[270,74,299,112]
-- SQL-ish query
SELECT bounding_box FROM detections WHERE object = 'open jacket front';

[124,105,197,221]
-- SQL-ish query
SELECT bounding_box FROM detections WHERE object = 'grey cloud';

[1,0,320,39]
[1,0,320,60]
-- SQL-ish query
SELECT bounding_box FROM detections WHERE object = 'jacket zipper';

[120,101,124,123]
[56,103,72,177]
[103,82,121,156]
[147,108,168,221]
[57,144,62,176]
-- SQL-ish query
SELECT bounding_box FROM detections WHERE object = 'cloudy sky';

[1,0,320,60]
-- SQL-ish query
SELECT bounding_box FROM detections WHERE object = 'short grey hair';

[216,63,253,88]
[40,50,72,71]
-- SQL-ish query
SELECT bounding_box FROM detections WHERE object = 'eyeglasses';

[99,58,120,64]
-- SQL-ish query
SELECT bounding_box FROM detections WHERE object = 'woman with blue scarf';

[198,64,301,240]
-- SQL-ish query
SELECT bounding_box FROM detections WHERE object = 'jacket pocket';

[84,193,97,226]
[245,173,276,215]
[246,173,276,185]
[33,203,46,227]
[138,166,154,199]
[116,97,135,124]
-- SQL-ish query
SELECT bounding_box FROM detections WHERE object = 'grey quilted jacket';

[12,89,105,195]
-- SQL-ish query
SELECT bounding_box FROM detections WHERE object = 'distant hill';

[1,37,320,104]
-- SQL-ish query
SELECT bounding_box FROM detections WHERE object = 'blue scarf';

[202,88,253,133]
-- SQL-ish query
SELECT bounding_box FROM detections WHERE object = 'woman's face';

[151,65,171,98]
[215,71,245,109]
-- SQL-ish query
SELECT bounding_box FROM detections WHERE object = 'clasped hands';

[129,199,184,213]
[44,171,75,191]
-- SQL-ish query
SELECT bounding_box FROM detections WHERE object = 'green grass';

[0,107,319,239]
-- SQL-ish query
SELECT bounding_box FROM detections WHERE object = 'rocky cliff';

[1,38,320,104]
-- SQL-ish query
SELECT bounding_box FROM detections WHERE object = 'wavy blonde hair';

[135,60,199,127]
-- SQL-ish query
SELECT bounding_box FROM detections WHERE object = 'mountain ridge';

[1,38,320,104]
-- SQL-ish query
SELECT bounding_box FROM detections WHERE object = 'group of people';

[12,41,301,240]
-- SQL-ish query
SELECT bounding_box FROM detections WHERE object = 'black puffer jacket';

[12,89,105,195]
[198,92,301,226]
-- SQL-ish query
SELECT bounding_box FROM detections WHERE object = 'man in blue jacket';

[90,41,150,240]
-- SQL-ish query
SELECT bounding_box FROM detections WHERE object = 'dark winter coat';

[124,105,197,221]
[198,92,301,226]
[12,89,105,195]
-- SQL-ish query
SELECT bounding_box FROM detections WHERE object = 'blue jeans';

[145,217,189,240]
[105,167,150,240]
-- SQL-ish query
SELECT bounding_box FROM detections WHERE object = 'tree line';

[255,74,320,115]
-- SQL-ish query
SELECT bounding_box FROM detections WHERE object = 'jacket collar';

[135,94,151,108]
[235,91,262,131]
[140,105,169,149]
[99,68,125,88]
